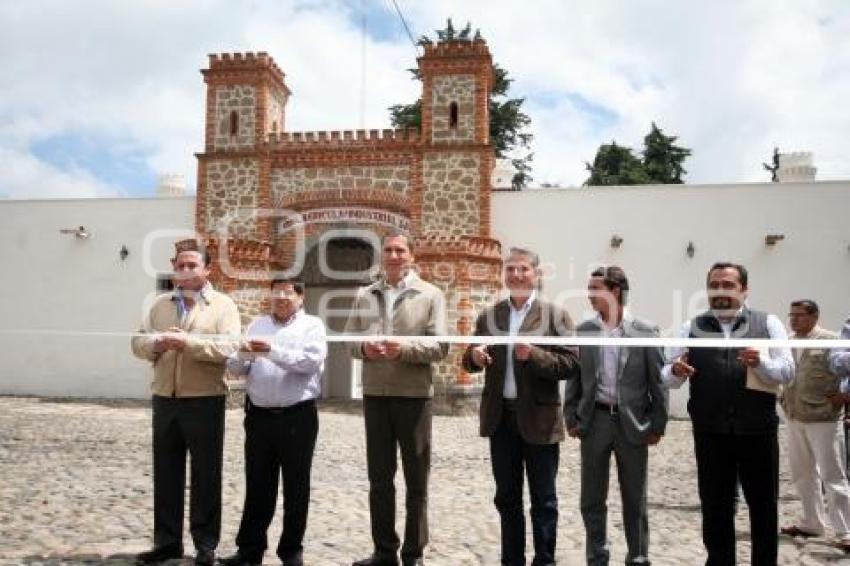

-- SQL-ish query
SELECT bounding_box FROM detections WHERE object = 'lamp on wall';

[764,234,785,246]
[59,225,90,239]
[610,235,624,248]
[686,241,695,258]
[119,245,129,261]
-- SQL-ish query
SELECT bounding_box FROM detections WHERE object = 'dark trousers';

[490,408,560,566]
[152,395,225,552]
[363,395,432,561]
[693,430,779,566]
[234,398,319,562]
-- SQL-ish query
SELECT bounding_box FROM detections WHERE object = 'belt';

[594,401,619,415]
[247,397,316,415]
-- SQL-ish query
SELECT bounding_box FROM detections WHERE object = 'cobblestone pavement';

[1,397,848,565]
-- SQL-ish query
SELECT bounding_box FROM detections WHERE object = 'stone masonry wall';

[266,89,285,134]
[271,165,410,206]
[229,280,267,325]
[204,159,260,238]
[214,85,256,150]
[431,75,475,143]
[421,152,480,236]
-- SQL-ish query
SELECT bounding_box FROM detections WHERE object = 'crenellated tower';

[414,38,494,239]
[202,51,290,152]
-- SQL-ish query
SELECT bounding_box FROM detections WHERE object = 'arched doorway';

[301,233,376,399]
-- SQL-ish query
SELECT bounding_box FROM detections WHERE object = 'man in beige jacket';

[131,241,241,565]
[780,299,850,551]
[345,232,448,566]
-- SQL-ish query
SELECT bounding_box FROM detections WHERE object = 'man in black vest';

[664,262,794,566]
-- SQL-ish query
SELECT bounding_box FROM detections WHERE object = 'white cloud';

[0,0,848,198]
[0,147,119,199]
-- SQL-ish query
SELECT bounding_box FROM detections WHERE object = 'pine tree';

[585,123,691,186]
[584,142,649,186]
[641,122,691,183]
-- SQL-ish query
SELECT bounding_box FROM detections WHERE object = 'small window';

[449,102,459,129]
[229,111,239,136]
[271,121,278,133]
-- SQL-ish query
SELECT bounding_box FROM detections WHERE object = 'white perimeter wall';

[0,197,195,398]
[493,181,850,416]
[1,181,848,414]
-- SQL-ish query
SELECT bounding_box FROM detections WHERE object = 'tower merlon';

[204,51,289,93]
[265,128,420,147]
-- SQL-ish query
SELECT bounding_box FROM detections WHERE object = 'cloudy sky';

[1,0,848,198]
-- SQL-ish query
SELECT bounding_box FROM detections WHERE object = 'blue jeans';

[490,409,560,566]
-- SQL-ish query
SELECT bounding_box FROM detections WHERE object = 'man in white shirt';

[220,278,327,566]
[664,262,794,566]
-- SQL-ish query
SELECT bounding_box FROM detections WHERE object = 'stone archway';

[300,232,375,399]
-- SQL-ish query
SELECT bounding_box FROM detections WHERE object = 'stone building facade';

[195,39,504,402]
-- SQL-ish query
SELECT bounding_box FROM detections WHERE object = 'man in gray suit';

[564,266,668,566]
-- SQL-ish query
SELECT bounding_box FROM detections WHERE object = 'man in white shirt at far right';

[779,299,850,553]
[220,277,327,566]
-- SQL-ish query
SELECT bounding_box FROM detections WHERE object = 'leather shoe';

[281,551,304,566]
[402,559,424,566]
[352,554,399,566]
[218,552,261,566]
[195,549,215,565]
[136,544,184,563]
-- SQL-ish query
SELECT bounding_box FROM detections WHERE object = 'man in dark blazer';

[564,266,668,566]
[462,246,580,566]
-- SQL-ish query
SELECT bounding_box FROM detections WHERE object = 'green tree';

[641,122,691,183]
[584,123,691,186]
[584,142,649,186]
[389,19,533,190]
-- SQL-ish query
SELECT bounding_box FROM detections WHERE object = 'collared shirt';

[792,327,816,364]
[172,283,211,327]
[381,271,416,328]
[226,310,327,408]
[595,310,632,405]
[662,307,794,388]
[504,290,537,400]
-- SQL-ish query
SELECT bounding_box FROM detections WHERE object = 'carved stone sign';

[277,207,411,234]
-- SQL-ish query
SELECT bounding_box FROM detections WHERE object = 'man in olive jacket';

[780,299,850,550]
[462,246,579,566]
[345,232,448,566]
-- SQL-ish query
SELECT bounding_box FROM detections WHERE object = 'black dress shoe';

[195,549,215,565]
[402,559,424,566]
[136,544,184,564]
[352,554,399,566]
[218,552,261,566]
[281,551,304,566]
